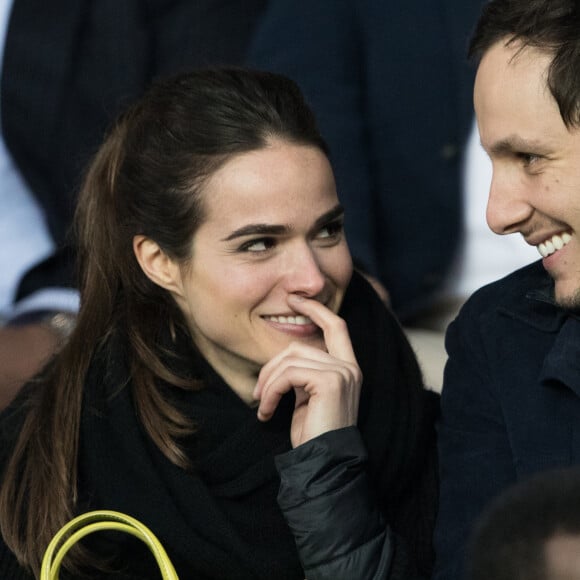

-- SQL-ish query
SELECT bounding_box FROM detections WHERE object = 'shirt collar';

[496,261,567,333]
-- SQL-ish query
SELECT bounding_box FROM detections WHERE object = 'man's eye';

[317,221,344,239]
[518,152,540,166]
[240,238,274,252]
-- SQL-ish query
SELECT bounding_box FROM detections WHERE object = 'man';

[434,0,580,577]
[467,468,580,580]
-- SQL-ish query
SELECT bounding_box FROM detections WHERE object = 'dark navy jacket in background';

[248,0,485,322]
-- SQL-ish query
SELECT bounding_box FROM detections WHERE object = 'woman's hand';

[253,294,362,447]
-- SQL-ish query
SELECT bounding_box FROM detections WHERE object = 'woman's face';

[172,139,353,400]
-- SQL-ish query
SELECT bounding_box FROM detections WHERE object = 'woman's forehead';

[199,141,337,227]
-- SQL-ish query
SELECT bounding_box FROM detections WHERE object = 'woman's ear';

[133,235,184,296]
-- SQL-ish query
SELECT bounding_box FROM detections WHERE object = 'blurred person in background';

[0,0,267,409]
[467,468,580,580]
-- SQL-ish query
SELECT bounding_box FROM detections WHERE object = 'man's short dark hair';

[469,0,580,127]
[467,468,580,580]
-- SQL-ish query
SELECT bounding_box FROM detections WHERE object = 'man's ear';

[133,235,184,296]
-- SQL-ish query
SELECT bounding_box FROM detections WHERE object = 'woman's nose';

[282,242,326,297]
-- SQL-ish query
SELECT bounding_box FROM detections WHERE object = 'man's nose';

[486,170,533,235]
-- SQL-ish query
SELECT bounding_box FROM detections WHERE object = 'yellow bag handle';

[40,510,179,580]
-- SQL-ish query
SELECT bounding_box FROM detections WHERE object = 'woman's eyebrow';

[221,203,344,242]
[222,223,288,241]
[311,204,344,231]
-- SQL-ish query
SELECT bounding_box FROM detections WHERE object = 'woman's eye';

[317,221,344,239]
[240,238,274,252]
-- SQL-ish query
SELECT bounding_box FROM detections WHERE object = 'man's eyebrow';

[488,135,548,156]
[221,204,344,242]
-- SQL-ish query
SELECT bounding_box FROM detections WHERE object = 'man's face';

[475,39,580,308]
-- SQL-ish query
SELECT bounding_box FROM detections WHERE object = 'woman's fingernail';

[288,294,305,303]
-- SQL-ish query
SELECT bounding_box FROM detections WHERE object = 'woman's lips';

[262,314,313,325]
[261,314,320,337]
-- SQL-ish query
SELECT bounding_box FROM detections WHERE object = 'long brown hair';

[0,68,327,576]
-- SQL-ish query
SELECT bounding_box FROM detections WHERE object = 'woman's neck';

[196,345,261,406]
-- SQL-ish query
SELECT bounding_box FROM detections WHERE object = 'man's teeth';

[265,315,313,325]
[538,232,572,257]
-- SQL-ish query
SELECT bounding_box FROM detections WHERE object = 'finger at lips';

[286,295,357,363]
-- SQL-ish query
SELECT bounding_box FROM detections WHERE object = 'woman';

[0,69,438,579]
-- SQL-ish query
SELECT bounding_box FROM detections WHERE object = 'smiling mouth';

[537,232,572,258]
[263,315,314,326]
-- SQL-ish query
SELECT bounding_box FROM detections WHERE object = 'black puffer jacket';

[277,426,437,580]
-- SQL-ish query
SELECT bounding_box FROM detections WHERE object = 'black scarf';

[77,270,438,579]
